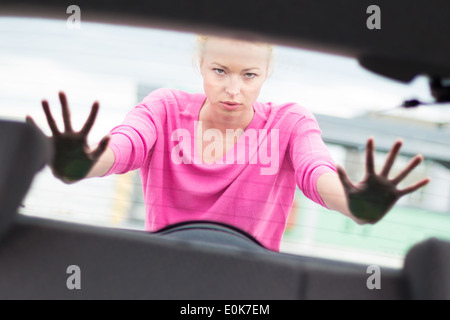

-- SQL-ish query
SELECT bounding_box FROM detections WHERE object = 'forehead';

[203,37,270,65]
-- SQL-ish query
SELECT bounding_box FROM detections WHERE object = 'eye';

[213,68,225,75]
[244,73,257,79]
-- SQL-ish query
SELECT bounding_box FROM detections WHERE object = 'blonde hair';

[192,34,275,78]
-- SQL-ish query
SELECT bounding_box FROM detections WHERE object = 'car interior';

[0,0,449,299]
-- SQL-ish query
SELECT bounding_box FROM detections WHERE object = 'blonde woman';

[27,35,429,252]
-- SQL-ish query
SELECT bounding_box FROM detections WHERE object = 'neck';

[199,99,255,134]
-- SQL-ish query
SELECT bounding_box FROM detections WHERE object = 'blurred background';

[1,16,449,268]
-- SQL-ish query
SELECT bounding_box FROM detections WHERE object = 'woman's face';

[199,37,270,121]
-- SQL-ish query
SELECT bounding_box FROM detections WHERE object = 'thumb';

[91,134,111,161]
[336,165,354,191]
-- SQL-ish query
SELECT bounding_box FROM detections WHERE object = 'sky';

[0,15,447,134]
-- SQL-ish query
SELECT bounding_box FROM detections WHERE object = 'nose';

[225,75,241,96]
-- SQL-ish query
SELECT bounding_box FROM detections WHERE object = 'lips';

[220,101,242,110]
[222,101,241,105]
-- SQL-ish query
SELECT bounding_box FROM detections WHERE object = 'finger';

[365,137,375,175]
[91,135,110,161]
[336,165,354,191]
[398,178,430,197]
[380,139,403,178]
[42,100,60,136]
[392,154,424,185]
[59,91,73,132]
[80,101,99,136]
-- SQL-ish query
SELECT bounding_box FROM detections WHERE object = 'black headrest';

[0,120,53,238]
[404,237,450,299]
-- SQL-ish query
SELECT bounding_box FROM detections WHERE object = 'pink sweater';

[104,88,336,251]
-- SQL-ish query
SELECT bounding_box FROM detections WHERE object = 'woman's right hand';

[26,91,110,183]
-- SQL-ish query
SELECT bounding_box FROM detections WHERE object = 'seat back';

[0,214,409,300]
[0,120,52,239]
[0,121,408,300]
[404,238,450,299]
[0,216,306,299]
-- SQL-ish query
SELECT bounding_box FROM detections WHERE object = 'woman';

[26,35,430,252]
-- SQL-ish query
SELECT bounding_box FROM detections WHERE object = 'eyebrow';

[211,62,261,72]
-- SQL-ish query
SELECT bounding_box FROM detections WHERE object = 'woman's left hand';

[336,138,430,224]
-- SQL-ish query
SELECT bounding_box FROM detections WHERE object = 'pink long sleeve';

[288,107,337,208]
[104,88,336,251]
